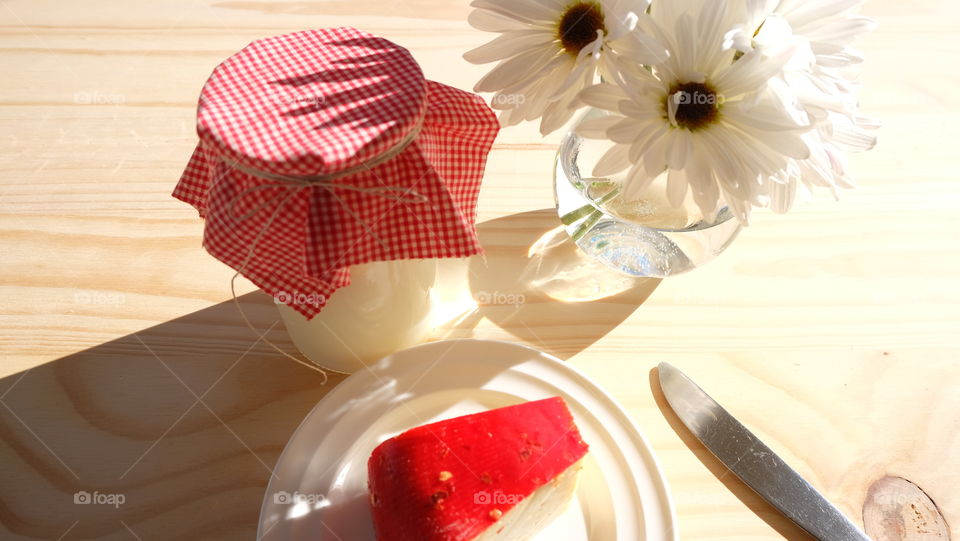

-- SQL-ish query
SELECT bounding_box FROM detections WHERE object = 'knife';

[657,362,872,541]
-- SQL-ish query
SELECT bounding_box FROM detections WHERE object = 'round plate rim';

[257,338,679,541]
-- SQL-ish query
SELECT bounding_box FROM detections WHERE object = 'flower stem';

[560,184,621,241]
[570,207,604,241]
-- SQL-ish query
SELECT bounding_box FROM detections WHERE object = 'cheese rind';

[367,397,589,541]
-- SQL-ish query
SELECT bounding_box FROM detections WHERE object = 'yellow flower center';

[557,2,605,56]
[665,82,722,131]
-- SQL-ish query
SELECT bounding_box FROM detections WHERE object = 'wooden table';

[1,0,958,539]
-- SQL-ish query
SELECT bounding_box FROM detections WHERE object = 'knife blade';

[657,362,871,541]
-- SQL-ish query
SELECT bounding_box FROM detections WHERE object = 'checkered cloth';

[174,28,499,318]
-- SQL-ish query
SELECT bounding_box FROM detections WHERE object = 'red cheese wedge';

[367,397,589,541]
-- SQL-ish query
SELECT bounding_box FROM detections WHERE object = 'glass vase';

[554,109,741,277]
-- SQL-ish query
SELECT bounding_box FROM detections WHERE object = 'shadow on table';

[648,367,817,541]
[0,292,340,540]
[0,208,659,540]
[437,208,660,360]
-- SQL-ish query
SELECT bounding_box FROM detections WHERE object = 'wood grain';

[1,0,959,539]
[863,477,950,540]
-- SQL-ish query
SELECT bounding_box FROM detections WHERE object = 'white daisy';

[464,0,667,135]
[731,0,879,212]
[577,0,812,223]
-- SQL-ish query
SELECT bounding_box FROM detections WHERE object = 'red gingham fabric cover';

[173,28,499,318]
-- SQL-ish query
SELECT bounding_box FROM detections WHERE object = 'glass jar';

[276,259,439,374]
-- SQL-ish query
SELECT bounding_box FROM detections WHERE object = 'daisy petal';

[666,168,689,207]
[739,125,811,159]
[642,129,672,177]
[497,106,525,127]
[467,9,533,32]
[474,46,560,93]
[687,157,720,218]
[713,46,796,98]
[575,115,622,139]
[665,129,691,169]
[628,123,667,163]
[593,143,632,177]
[608,116,648,144]
[769,177,798,213]
[579,83,628,110]
[471,0,558,24]
[622,164,660,201]
[463,30,557,64]
[540,92,579,134]
[778,0,862,30]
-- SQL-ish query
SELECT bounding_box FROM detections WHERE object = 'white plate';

[257,339,678,541]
